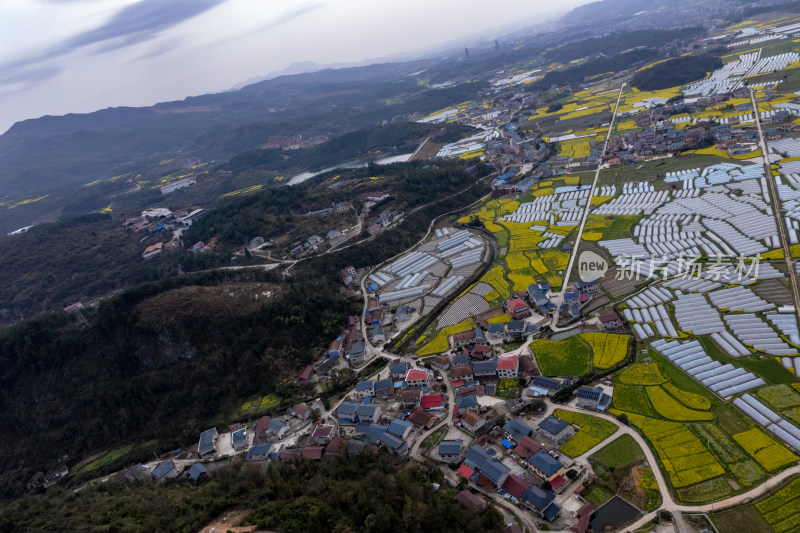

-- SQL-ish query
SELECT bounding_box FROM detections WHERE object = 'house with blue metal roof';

[373,378,394,398]
[349,341,366,364]
[335,401,359,423]
[379,431,408,456]
[354,379,374,398]
[521,485,560,521]
[268,419,288,439]
[356,403,382,423]
[527,284,555,314]
[532,377,561,391]
[503,419,533,442]
[151,460,178,483]
[387,418,413,439]
[438,439,463,461]
[187,463,208,482]
[198,428,218,458]
[245,442,272,462]
[390,361,409,379]
[457,394,479,412]
[464,444,494,469]
[529,450,565,481]
[576,386,610,411]
[507,320,525,338]
[473,358,497,379]
[487,323,506,340]
[452,353,470,367]
[538,415,573,444]
[231,428,249,451]
[478,456,510,489]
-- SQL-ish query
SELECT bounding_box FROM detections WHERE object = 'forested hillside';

[631,54,723,91]
[0,269,357,498]
[0,457,505,533]
[184,160,491,249]
[0,163,492,498]
[0,214,170,320]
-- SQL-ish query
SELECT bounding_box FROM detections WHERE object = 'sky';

[0,0,591,133]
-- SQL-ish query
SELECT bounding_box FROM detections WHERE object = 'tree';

[566,469,578,480]
[617,413,629,426]
[553,387,572,403]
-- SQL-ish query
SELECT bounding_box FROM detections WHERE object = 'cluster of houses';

[366,208,401,236]
[469,80,798,196]
[125,206,208,259]
[451,412,594,525]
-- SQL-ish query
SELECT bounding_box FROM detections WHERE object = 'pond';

[589,495,639,531]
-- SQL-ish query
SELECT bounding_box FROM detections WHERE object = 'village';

[25,11,800,533]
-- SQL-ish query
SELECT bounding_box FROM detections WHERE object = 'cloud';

[65,0,227,51]
[136,37,183,61]
[252,3,325,33]
[0,65,62,85]
[0,0,227,90]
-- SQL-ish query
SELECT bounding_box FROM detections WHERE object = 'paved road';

[550,83,626,331]
[750,88,800,318]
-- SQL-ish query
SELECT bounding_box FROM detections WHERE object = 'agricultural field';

[662,383,710,410]
[733,428,799,473]
[711,506,772,533]
[479,265,510,301]
[645,386,713,422]
[416,318,474,356]
[590,434,646,470]
[531,336,592,376]
[612,384,658,417]
[555,409,617,457]
[624,414,725,488]
[581,332,629,369]
[757,384,800,410]
[619,363,667,386]
[755,476,800,533]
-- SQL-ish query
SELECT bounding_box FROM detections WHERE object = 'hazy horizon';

[0,0,592,134]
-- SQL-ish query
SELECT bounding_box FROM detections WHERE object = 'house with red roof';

[301,446,325,460]
[420,393,445,410]
[312,424,335,445]
[401,389,421,409]
[501,474,531,500]
[461,410,485,434]
[497,355,519,378]
[253,416,271,445]
[599,311,623,329]
[404,368,430,389]
[291,402,311,420]
[408,409,439,428]
[514,436,543,460]
[455,490,486,513]
[456,464,474,479]
[505,298,531,318]
[295,365,313,385]
[453,330,476,347]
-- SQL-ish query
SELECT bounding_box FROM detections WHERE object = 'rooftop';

[530,449,563,477]
[539,415,568,435]
[406,368,429,381]
[497,355,519,370]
